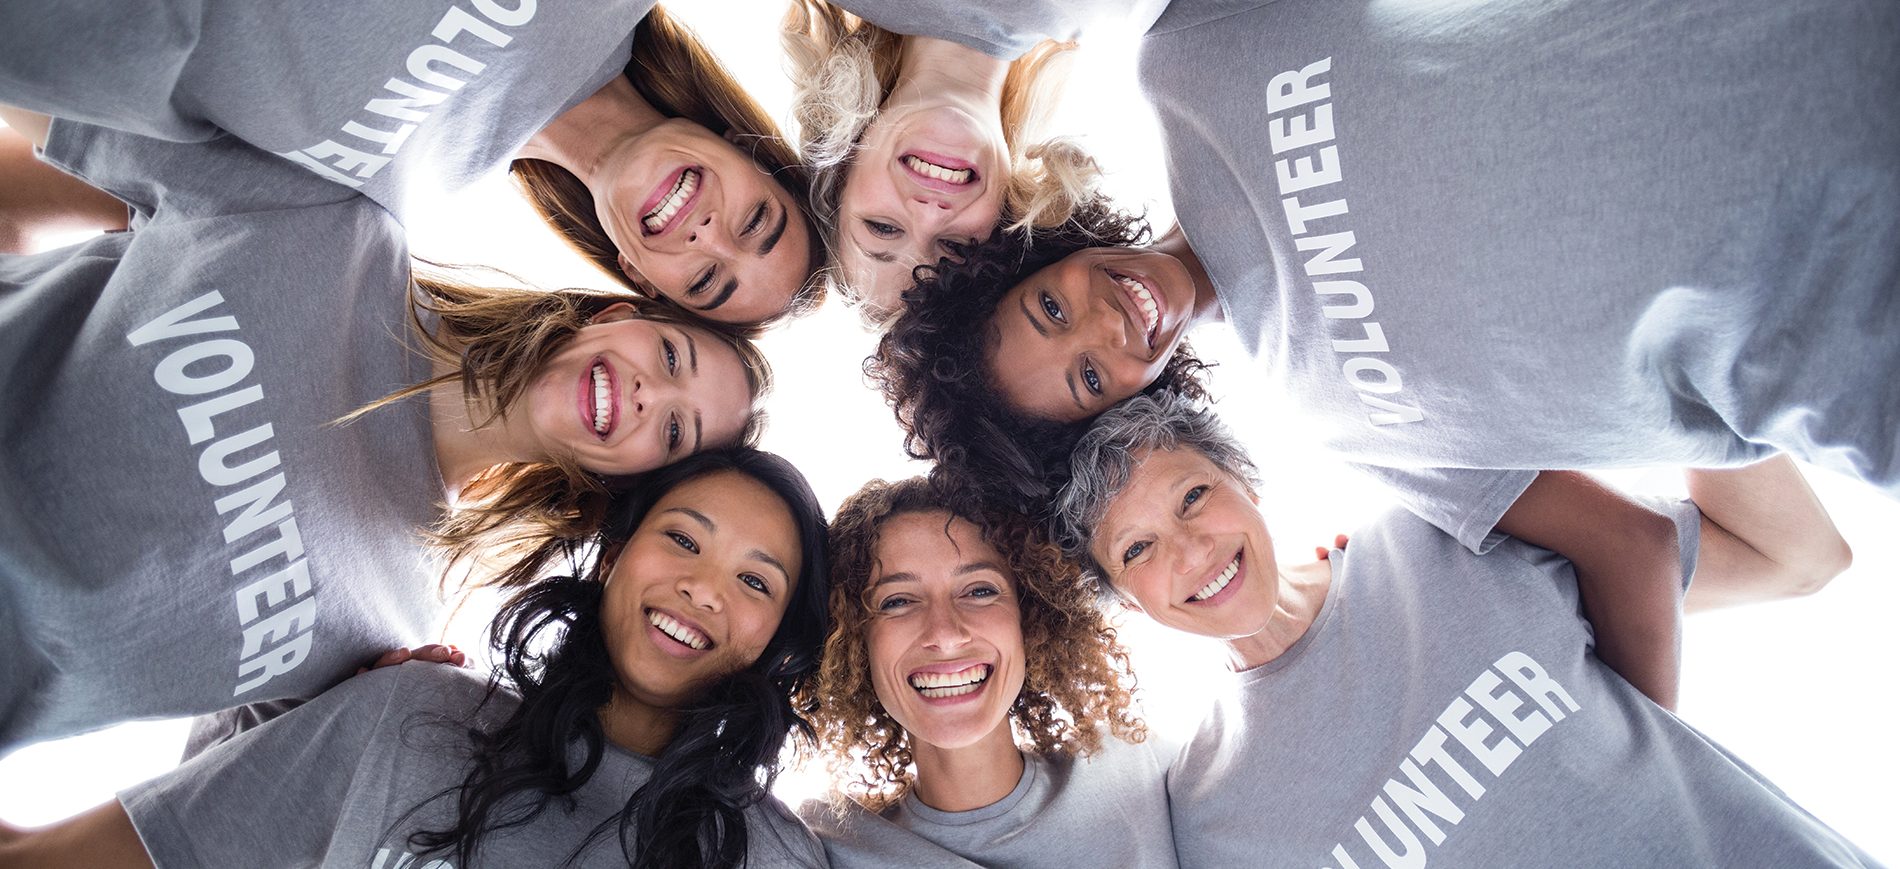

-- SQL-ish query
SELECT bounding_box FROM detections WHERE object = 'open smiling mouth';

[648,609,711,651]
[1189,552,1242,603]
[902,154,974,184]
[588,358,617,440]
[909,663,991,699]
[642,167,700,235]
[1109,270,1161,349]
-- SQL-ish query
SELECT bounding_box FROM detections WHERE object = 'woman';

[0,5,822,326]
[780,0,1097,323]
[1052,391,1872,867]
[798,476,1169,867]
[0,448,832,869]
[0,116,768,752]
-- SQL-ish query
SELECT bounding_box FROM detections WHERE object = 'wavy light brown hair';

[511,6,825,329]
[343,264,771,590]
[779,0,1101,321]
[800,475,1143,812]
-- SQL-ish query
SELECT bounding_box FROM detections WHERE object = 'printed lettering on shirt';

[1265,57,1424,427]
[128,291,318,696]
[1323,651,1582,869]
[372,847,454,869]
[276,0,540,187]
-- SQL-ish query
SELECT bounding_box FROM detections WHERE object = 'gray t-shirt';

[1168,502,1877,868]
[835,0,1169,58]
[122,662,828,868]
[1140,0,1900,547]
[0,121,444,749]
[0,0,653,219]
[802,737,1176,868]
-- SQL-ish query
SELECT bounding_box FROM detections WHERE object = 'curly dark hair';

[801,475,1143,813]
[867,195,1210,517]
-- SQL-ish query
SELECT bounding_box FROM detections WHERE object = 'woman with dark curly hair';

[796,475,1170,867]
[0,448,832,869]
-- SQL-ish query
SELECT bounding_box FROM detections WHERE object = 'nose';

[1083,289,1130,351]
[920,601,973,651]
[628,369,682,417]
[677,565,724,614]
[685,213,737,257]
[1169,528,1217,580]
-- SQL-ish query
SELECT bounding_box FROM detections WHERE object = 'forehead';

[984,275,1081,422]
[837,243,916,317]
[1095,447,1220,534]
[872,511,1004,576]
[647,470,799,558]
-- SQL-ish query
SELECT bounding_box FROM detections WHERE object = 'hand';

[355,644,466,675]
[1314,533,1349,561]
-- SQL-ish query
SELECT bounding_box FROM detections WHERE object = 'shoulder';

[745,792,831,868]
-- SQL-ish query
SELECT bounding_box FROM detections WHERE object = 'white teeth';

[909,664,991,698]
[1190,555,1241,602]
[1112,272,1160,342]
[648,610,709,650]
[591,362,610,435]
[641,168,699,233]
[902,155,973,184]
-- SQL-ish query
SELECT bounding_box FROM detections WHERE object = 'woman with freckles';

[1053,391,1872,868]
[797,477,1171,868]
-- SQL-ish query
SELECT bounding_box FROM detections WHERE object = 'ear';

[1246,485,1261,506]
[596,540,628,582]
[617,254,647,286]
[1115,585,1146,615]
[589,301,638,325]
[722,128,744,146]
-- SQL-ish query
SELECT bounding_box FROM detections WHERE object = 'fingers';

[1315,534,1353,561]
[411,644,468,667]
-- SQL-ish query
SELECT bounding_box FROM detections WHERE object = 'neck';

[1153,226,1223,326]
[886,36,1009,122]
[427,356,544,498]
[596,689,682,758]
[518,76,668,189]
[1225,556,1333,671]
[907,719,1025,813]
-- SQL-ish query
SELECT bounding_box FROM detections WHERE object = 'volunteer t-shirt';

[1140,0,1900,546]
[0,121,444,748]
[1168,501,1876,867]
[835,0,1168,58]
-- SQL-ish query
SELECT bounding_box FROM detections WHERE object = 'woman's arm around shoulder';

[0,801,154,869]
[1684,454,1852,611]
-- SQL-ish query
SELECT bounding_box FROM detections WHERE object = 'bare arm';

[0,801,154,869]
[1684,455,1851,611]
[1496,471,1684,709]
[1,106,128,254]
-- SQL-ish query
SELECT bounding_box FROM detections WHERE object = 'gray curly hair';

[1053,391,1259,600]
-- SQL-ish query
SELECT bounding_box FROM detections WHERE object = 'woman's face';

[595,119,815,324]
[836,100,1009,317]
[984,246,1199,423]
[862,511,1025,752]
[599,469,802,709]
[522,303,753,476]
[1089,447,1281,641]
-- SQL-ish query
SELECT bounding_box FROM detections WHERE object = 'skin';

[520,78,815,324]
[429,302,753,493]
[986,231,1223,422]
[0,113,127,255]
[836,37,1009,318]
[595,470,801,755]
[862,511,1027,811]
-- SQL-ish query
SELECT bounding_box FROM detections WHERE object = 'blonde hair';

[511,6,825,328]
[779,1,1101,313]
[800,476,1144,812]
[344,264,772,590]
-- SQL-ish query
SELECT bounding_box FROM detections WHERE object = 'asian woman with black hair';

[0,447,832,869]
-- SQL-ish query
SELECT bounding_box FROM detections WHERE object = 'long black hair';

[406,448,830,868]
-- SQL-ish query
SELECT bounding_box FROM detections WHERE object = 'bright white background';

[2,1,1894,860]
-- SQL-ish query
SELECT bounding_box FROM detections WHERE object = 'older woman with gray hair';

[1053,390,1871,868]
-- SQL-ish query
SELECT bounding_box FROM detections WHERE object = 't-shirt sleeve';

[838,0,1168,57]
[118,667,409,868]
[748,795,832,868]
[1350,464,1538,555]
[0,0,214,141]
[1640,495,1703,592]
[38,118,360,222]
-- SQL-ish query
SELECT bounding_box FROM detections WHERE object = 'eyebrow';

[696,276,741,312]
[750,549,790,582]
[757,203,788,256]
[664,506,714,531]
[854,236,899,264]
[685,332,699,375]
[691,409,703,454]
[1016,292,1086,412]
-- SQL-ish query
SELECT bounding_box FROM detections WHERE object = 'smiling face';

[522,303,752,476]
[1089,447,1281,642]
[836,100,1009,316]
[594,119,815,324]
[599,469,802,710]
[984,247,1199,423]
[861,511,1025,753]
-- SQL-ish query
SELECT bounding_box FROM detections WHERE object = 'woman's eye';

[1082,363,1102,395]
[876,596,912,612]
[666,531,699,553]
[865,219,901,239]
[745,202,767,235]
[966,585,1000,599]
[741,573,770,594]
[666,415,683,452]
[1040,291,1066,324]
[689,267,715,296]
[1182,485,1210,510]
[661,338,678,375]
[1121,540,1149,564]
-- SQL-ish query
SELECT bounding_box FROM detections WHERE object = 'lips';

[640,166,701,236]
[901,150,978,194]
[907,662,991,700]
[647,608,712,652]
[1107,268,1163,353]
[1187,551,1243,604]
[580,357,619,440]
